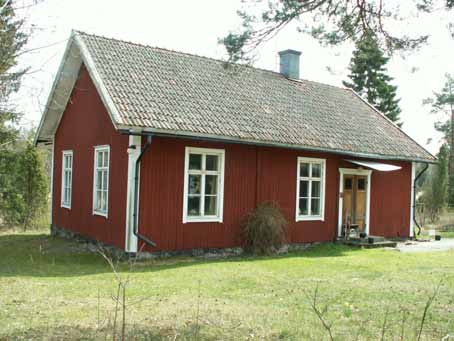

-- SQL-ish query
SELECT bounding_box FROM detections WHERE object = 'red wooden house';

[35,31,435,253]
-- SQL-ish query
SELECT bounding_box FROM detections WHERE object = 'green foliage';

[0,132,48,229]
[343,34,402,125]
[421,145,448,222]
[425,74,454,207]
[241,202,288,254]
[219,0,454,62]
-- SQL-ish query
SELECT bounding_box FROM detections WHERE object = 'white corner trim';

[125,135,140,252]
[61,150,73,209]
[182,146,225,224]
[337,168,372,237]
[92,145,110,218]
[410,162,416,238]
[50,139,55,224]
[295,156,326,222]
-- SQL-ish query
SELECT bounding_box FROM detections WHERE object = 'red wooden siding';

[52,65,129,249]
[369,162,412,237]
[51,66,413,252]
[138,137,412,252]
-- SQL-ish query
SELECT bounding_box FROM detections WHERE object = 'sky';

[12,0,454,155]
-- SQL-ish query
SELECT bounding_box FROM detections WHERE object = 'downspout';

[132,134,156,248]
[413,163,429,236]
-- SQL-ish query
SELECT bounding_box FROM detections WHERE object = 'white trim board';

[124,135,141,252]
[337,168,372,237]
[409,162,416,238]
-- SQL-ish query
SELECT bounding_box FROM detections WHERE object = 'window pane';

[97,152,103,168]
[96,190,102,210]
[96,170,102,191]
[102,170,108,191]
[311,198,320,216]
[188,175,201,194]
[189,154,202,170]
[205,155,219,171]
[358,178,366,191]
[312,180,321,198]
[204,195,217,215]
[300,163,309,177]
[345,178,352,190]
[188,196,201,216]
[205,175,218,195]
[312,163,321,178]
[299,180,308,197]
[103,151,109,167]
[102,191,107,211]
[299,198,308,215]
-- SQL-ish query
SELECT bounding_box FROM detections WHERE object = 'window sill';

[93,211,108,218]
[183,217,223,224]
[296,216,324,222]
[61,204,71,210]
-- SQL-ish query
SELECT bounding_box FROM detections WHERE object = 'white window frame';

[92,145,110,218]
[61,150,73,209]
[296,157,326,221]
[182,147,225,223]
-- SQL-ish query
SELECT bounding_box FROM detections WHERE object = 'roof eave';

[117,125,437,164]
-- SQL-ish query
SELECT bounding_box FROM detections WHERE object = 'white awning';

[346,160,402,172]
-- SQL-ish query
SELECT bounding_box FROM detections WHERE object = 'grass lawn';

[1,231,454,340]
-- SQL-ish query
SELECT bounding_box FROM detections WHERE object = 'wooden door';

[342,176,354,225]
[355,176,367,232]
[342,175,367,232]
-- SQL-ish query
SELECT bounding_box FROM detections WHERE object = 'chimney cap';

[278,49,302,56]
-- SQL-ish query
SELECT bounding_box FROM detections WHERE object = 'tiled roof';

[76,31,434,162]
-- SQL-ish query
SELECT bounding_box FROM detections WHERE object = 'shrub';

[241,202,288,254]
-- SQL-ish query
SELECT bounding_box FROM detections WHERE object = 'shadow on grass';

[0,232,363,278]
[1,323,222,341]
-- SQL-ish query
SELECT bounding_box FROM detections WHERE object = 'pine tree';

[0,0,28,145]
[425,74,454,207]
[343,34,402,126]
[422,145,449,222]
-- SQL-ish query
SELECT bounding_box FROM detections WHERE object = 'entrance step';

[337,236,397,249]
[367,235,386,243]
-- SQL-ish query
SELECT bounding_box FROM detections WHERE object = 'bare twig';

[417,279,444,341]
[305,284,334,341]
[381,308,389,341]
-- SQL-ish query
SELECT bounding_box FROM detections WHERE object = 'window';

[357,178,366,191]
[93,145,110,217]
[344,178,353,190]
[296,157,326,221]
[183,147,225,223]
[61,150,73,208]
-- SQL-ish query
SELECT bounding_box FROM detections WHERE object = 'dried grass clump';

[241,202,288,255]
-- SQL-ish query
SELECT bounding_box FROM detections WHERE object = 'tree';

[424,74,454,207]
[0,0,28,143]
[421,145,448,222]
[221,0,453,63]
[0,131,48,229]
[343,34,402,125]
[17,136,48,229]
